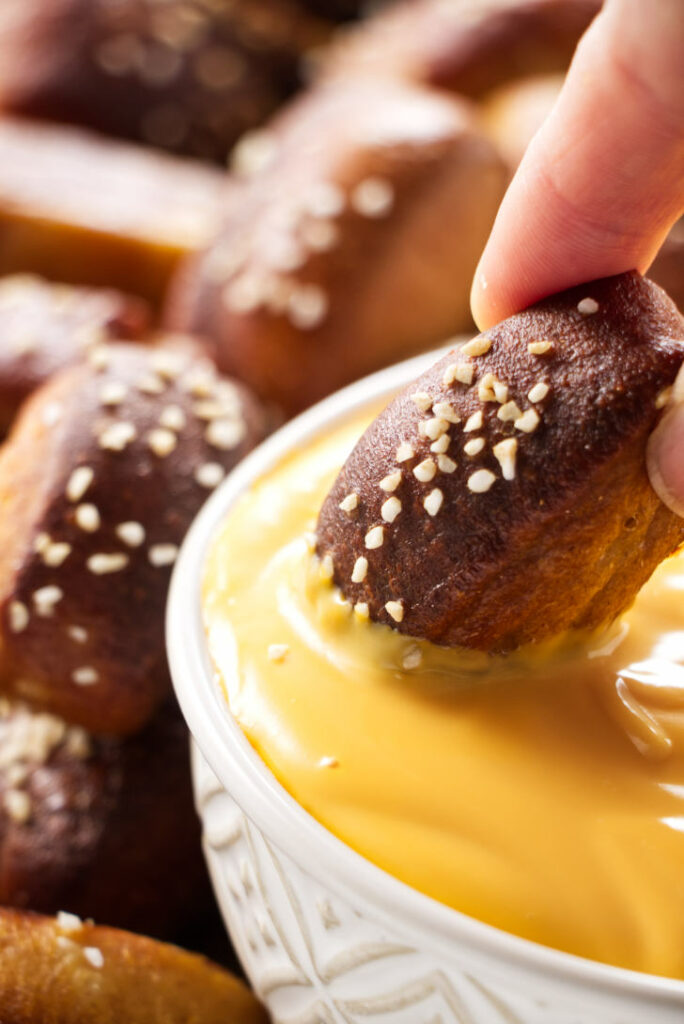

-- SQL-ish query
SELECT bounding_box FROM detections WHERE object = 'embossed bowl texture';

[167,351,684,1024]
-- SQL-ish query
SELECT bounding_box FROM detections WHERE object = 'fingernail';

[647,368,684,518]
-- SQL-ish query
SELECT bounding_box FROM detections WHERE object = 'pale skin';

[470,0,684,512]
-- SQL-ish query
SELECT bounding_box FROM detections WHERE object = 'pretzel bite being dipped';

[0,908,267,1024]
[321,0,600,98]
[0,342,269,734]
[0,698,215,940]
[316,272,684,652]
[0,0,328,162]
[0,118,226,305]
[0,275,150,437]
[167,78,507,416]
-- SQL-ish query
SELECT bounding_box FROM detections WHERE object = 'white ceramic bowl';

[168,351,684,1024]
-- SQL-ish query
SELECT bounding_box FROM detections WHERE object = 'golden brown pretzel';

[0,697,216,940]
[0,908,267,1024]
[0,341,269,734]
[0,117,227,306]
[322,0,601,98]
[316,273,684,652]
[0,275,150,437]
[0,0,329,161]
[166,77,507,416]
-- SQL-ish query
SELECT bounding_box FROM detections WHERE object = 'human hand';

[469,0,684,511]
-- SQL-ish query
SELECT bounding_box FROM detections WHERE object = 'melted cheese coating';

[203,408,684,978]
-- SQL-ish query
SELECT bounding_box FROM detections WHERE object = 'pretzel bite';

[0,276,150,437]
[0,908,267,1024]
[322,0,600,97]
[480,73,564,172]
[0,698,215,939]
[0,118,226,305]
[0,0,328,162]
[317,273,684,652]
[167,78,507,416]
[0,342,269,734]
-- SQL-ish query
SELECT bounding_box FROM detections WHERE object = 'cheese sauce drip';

[203,407,684,979]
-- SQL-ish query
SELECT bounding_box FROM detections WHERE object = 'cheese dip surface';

[203,406,684,979]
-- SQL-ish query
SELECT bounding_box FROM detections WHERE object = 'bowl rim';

[167,347,684,1016]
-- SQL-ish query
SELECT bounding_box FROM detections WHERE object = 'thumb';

[648,365,684,518]
[471,0,684,331]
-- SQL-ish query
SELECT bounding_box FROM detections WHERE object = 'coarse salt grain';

[4,788,31,823]
[379,471,401,492]
[267,644,289,663]
[99,382,127,406]
[396,443,414,463]
[492,438,518,480]
[116,521,145,547]
[354,602,369,620]
[432,402,460,424]
[147,428,177,457]
[148,544,179,567]
[8,601,29,633]
[99,421,137,451]
[464,410,483,432]
[528,340,553,355]
[528,382,549,403]
[430,434,450,454]
[437,454,457,473]
[577,297,599,315]
[402,645,423,670]
[413,458,436,483]
[87,553,129,575]
[464,437,485,456]
[195,462,226,489]
[339,492,359,512]
[66,466,94,502]
[410,392,432,412]
[497,401,522,422]
[83,947,104,969]
[72,667,99,686]
[351,557,368,583]
[206,418,245,450]
[461,336,492,358]
[444,362,474,386]
[381,497,401,523]
[515,408,541,433]
[385,600,404,623]
[319,554,334,579]
[287,284,328,330]
[43,542,72,567]
[365,526,384,549]
[318,755,338,768]
[75,504,101,533]
[467,469,496,493]
[424,488,443,516]
[423,417,449,441]
[57,911,82,934]
[351,177,394,218]
[159,405,186,431]
[33,586,63,616]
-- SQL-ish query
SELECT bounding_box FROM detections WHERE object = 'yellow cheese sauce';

[203,407,684,979]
